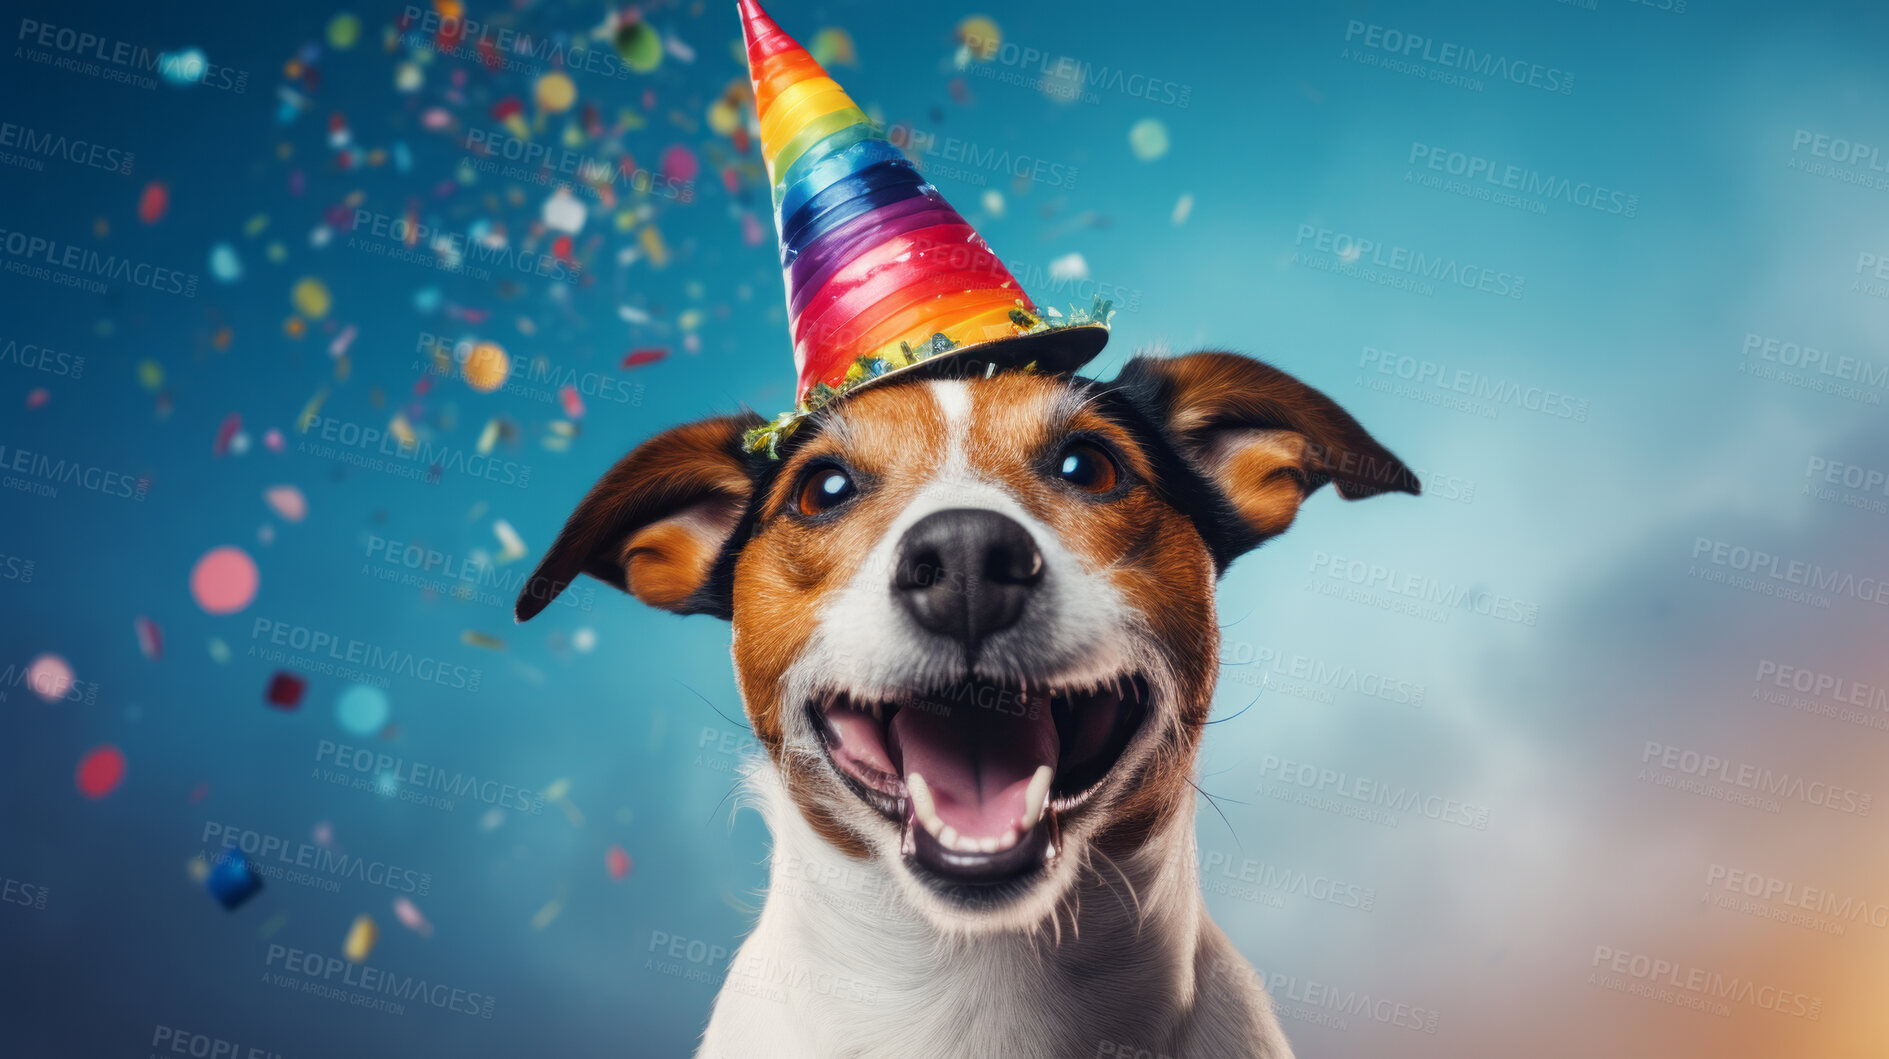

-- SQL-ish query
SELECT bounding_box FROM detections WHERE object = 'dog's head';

[518,351,1416,933]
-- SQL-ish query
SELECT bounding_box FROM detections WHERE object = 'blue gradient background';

[2,0,1885,1056]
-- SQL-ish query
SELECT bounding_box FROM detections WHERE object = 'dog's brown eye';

[1056,442,1118,493]
[797,466,857,515]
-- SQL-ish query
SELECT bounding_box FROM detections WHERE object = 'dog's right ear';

[514,413,764,622]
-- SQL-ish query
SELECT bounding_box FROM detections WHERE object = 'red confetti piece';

[138,182,169,224]
[606,845,632,880]
[265,671,307,709]
[621,349,667,369]
[491,97,523,121]
[559,385,585,419]
[25,387,49,409]
[552,234,574,262]
[77,746,126,799]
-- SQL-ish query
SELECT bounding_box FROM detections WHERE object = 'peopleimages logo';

[1342,21,1573,95]
[249,617,484,692]
[201,822,433,895]
[1590,945,1822,1020]
[0,227,198,297]
[399,5,627,82]
[1294,225,1526,299]
[0,120,133,176]
[315,740,546,814]
[14,19,249,93]
[264,943,497,1018]
[1689,537,1889,608]
[1406,142,1637,217]
[0,442,148,501]
[1,337,83,378]
[1640,741,1872,816]
[462,128,693,202]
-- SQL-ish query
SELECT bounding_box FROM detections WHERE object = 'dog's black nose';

[892,508,1044,661]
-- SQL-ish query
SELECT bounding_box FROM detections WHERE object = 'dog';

[516,351,1417,1058]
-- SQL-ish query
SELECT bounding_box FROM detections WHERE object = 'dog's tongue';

[890,691,1059,840]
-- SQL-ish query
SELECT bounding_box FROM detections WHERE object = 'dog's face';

[518,352,1416,934]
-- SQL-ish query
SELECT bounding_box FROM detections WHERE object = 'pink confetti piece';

[213,413,242,458]
[559,385,585,419]
[264,485,307,523]
[393,896,434,937]
[190,546,259,615]
[135,616,164,660]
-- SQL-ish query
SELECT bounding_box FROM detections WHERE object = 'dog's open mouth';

[810,673,1149,886]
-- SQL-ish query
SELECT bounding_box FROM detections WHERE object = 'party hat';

[737,0,1111,454]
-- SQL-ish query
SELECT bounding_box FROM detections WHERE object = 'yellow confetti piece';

[477,418,501,455]
[244,214,269,237]
[535,71,576,113]
[639,225,669,268]
[294,389,329,435]
[462,342,510,393]
[292,277,331,319]
[344,915,378,962]
[389,413,416,448]
[461,630,506,650]
[530,900,561,930]
[137,360,165,390]
[187,854,210,883]
[544,777,570,802]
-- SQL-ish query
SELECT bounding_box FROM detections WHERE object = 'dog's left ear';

[1116,351,1419,565]
[514,413,764,622]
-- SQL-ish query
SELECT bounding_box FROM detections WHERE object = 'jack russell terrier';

[515,352,1418,1057]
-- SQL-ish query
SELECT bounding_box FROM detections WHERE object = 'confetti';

[158,48,209,86]
[543,188,586,234]
[535,71,576,113]
[614,19,663,73]
[26,653,73,702]
[25,387,48,410]
[190,546,260,614]
[291,277,332,319]
[344,915,379,962]
[393,897,433,937]
[558,385,585,419]
[1172,192,1194,226]
[265,671,306,710]
[606,845,633,880]
[461,630,506,650]
[1129,118,1170,162]
[206,853,263,909]
[264,485,307,522]
[621,348,666,369]
[530,899,562,930]
[1049,253,1089,283]
[326,13,361,50]
[660,145,698,185]
[213,413,242,458]
[76,745,126,799]
[957,16,1002,62]
[137,360,165,389]
[336,684,390,736]
[135,616,164,660]
[810,27,856,67]
[462,342,509,392]
[572,628,597,652]
[138,182,169,224]
[494,520,527,561]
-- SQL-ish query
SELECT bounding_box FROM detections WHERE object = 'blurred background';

[1,0,1885,1055]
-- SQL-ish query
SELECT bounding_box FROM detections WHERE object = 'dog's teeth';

[1021,765,1054,830]
[976,835,999,854]
[938,825,960,849]
[907,773,947,840]
[997,827,1020,851]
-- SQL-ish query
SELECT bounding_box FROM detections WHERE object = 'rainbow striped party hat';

[738,0,1111,454]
